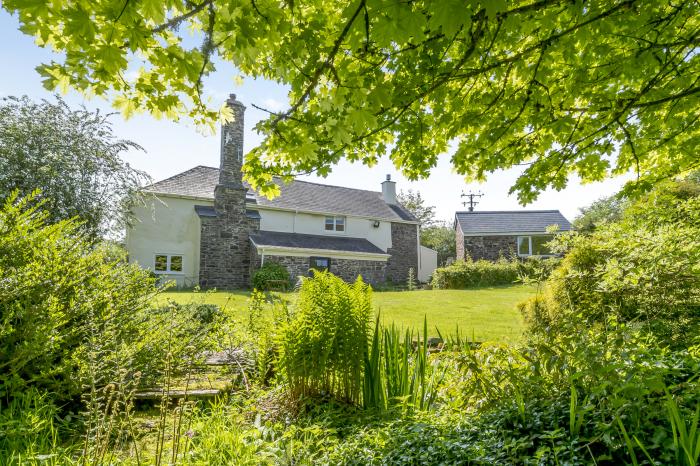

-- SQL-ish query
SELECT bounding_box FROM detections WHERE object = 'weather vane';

[461,190,483,212]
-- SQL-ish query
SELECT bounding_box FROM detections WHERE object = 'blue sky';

[0,10,629,222]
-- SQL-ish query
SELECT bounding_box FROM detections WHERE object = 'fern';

[278,271,372,404]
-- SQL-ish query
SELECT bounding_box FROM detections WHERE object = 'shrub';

[432,256,562,290]
[516,256,561,283]
[252,262,290,290]
[520,180,700,346]
[431,258,520,289]
[278,271,372,404]
[317,324,700,465]
[0,192,158,402]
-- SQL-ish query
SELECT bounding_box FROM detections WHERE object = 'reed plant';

[364,316,444,411]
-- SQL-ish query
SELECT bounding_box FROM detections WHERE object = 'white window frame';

[309,256,331,273]
[154,253,185,274]
[324,215,346,232]
[516,235,556,258]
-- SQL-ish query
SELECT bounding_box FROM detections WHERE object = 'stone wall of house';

[330,258,386,285]
[456,223,465,260]
[256,254,387,286]
[261,255,310,284]
[463,235,518,261]
[385,222,418,284]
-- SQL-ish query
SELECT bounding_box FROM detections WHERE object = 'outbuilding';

[454,210,572,261]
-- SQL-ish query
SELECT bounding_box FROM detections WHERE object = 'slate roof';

[249,230,388,255]
[145,166,418,223]
[455,210,572,235]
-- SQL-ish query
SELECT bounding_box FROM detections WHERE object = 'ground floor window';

[517,235,554,257]
[309,256,331,273]
[154,253,184,273]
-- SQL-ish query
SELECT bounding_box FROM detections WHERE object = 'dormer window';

[325,216,345,232]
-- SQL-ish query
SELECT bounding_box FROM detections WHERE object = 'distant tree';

[0,96,149,238]
[397,189,436,226]
[421,222,456,266]
[573,195,629,232]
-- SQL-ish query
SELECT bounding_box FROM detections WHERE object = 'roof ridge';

[456,210,563,214]
[285,178,382,195]
[145,165,218,189]
[158,166,385,195]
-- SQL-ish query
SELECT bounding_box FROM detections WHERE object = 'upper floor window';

[517,235,554,257]
[325,215,345,232]
[154,253,184,273]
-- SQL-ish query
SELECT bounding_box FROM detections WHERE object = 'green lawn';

[157,285,534,342]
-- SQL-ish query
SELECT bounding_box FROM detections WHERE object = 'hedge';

[431,257,560,289]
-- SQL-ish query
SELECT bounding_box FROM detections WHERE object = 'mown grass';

[156,285,533,342]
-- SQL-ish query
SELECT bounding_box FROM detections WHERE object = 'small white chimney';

[381,174,397,205]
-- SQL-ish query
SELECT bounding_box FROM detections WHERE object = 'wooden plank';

[134,388,221,400]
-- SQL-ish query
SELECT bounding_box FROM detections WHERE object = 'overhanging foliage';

[3,1,698,199]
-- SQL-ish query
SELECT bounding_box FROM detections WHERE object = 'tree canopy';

[421,223,456,266]
[4,0,699,200]
[0,96,149,238]
[572,194,628,232]
[397,189,437,226]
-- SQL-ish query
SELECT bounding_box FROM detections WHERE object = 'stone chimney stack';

[199,94,253,289]
[219,94,245,189]
[381,174,397,205]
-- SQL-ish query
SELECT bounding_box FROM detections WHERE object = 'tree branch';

[152,0,214,33]
[271,0,367,126]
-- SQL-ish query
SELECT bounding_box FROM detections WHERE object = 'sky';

[0,10,631,223]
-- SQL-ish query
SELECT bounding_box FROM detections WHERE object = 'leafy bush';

[432,256,561,290]
[0,192,157,402]
[431,258,519,289]
[252,262,290,290]
[309,323,700,465]
[516,256,561,283]
[278,271,372,404]
[520,180,700,345]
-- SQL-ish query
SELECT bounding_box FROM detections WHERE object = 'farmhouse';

[126,94,437,288]
[454,210,572,261]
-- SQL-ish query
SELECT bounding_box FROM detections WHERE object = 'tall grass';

[665,391,700,466]
[364,316,444,411]
[0,389,74,465]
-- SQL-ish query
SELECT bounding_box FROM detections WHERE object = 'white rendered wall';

[258,208,393,252]
[126,196,209,287]
[418,245,438,282]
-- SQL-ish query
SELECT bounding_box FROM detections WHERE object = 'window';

[516,235,554,257]
[531,235,552,256]
[517,237,530,256]
[310,257,331,273]
[324,216,346,232]
[154,254,184,273]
